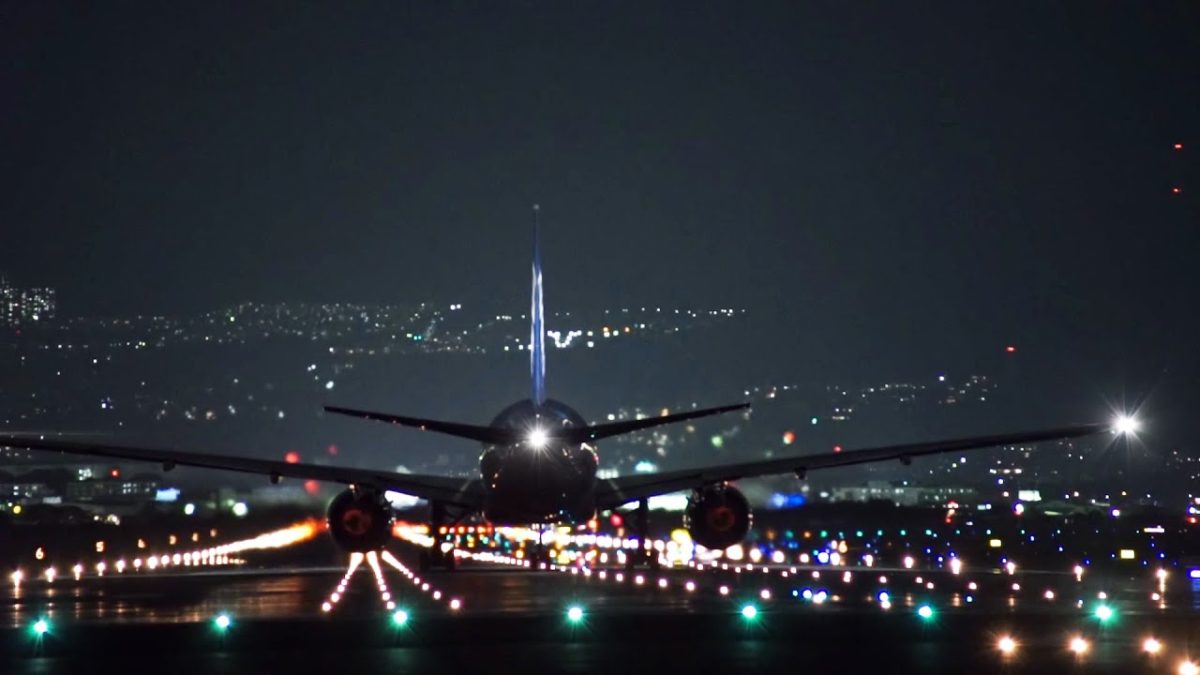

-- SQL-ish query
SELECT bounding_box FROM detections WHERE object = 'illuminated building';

[0,277,56,326]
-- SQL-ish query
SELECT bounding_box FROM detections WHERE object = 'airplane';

[0,207,1116,571]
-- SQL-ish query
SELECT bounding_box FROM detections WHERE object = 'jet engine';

[684,484,752,550]
[326,488,394,552]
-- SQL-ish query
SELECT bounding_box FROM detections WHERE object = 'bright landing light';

[527,427,550,449]
[1114,415,1141,435]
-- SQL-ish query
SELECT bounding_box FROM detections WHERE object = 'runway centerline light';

[740,604,759,620]
[566,605,585,623]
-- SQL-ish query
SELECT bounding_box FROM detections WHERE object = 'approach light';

[527,427,550,450]
[917,604,934,620]
[740,604,759,620]
[392,609,409,627]
[31,619,49,637]
[566,605,585,623]
[213,613,232,631]
[1114,415,1141,435]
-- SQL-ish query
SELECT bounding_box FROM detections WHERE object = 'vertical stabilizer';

[530,205,546,406]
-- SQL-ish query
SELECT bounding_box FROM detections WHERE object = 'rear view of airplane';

[0,207,1113,571]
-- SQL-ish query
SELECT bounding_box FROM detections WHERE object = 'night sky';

[2,3,1198,439]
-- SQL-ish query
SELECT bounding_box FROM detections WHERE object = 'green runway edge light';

[213,613,232,631]
[31,619,50,637]
[392,609,410,627]
[740,604,759,621]
[917,604,935,620]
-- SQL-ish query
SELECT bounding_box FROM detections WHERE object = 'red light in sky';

[610,513,624,528]
[327,444,338,456]
[304,480,320,496]
[284,451,300,464]
[833,444,843,453]
[109,468,120,478]
[1172,187,1183,194]
[1175,143,1184,151]
[1005,345,1017,353]
[782,430,796,445]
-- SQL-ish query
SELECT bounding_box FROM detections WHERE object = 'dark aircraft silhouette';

[0,207,1113,570]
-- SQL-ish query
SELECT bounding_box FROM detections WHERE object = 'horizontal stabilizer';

[561,403,750,445]
[325,401,750,447]
[324,405,511,445]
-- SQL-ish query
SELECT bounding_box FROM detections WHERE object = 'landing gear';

[625,498,660,571]
[420,501,457,572]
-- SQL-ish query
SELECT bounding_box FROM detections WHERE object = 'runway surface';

[6,541,1200,673]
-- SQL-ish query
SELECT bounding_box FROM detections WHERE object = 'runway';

[6,539,1200,673]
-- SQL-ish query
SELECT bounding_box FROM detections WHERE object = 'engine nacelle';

[326,488,394,552]
[684,484,752,550]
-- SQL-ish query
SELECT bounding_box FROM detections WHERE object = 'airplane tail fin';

[530,205,546,406]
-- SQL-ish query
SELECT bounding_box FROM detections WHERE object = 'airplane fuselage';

[478,398,598,524]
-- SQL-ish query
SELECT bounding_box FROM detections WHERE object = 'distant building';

[824,481,978,507]
[66,475,161,503]
[0,277,56,326]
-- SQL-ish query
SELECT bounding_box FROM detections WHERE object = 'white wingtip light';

[1114,415,1141,435]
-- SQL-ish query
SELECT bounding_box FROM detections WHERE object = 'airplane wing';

[594,422,1110,510]
[0,434,485,509]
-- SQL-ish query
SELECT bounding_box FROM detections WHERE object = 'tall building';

[0,277,55,326]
